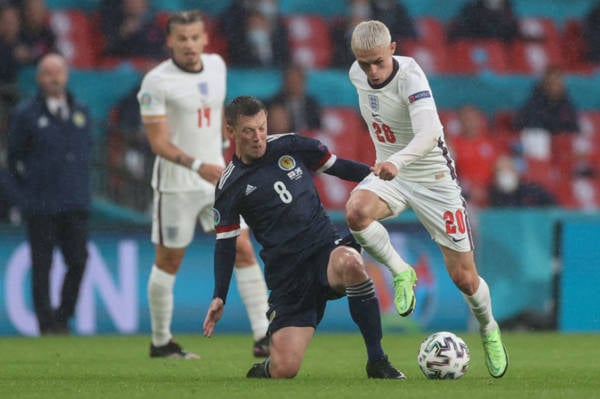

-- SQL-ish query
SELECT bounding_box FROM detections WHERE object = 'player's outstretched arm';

[324,158,371,182]
[204,236,237,336]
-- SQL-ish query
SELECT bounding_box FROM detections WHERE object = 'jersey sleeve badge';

[408,90,431,103]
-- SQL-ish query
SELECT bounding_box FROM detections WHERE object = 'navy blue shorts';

[266,242,345,334]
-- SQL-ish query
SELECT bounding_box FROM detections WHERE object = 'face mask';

[483,0,504,10]
[248,28,269,46]
[350,3,371,19]
[257,1,277,19]
[496,170,519,193]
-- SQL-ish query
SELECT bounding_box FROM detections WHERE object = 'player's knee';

[449,268,479,295]
[345,203,370,230]
[270,358,300,378]
[338,248,367,284]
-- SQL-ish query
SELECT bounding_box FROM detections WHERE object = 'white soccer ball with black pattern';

[417,331,470,379]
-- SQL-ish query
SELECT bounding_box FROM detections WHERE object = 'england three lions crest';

[368,94,379,111]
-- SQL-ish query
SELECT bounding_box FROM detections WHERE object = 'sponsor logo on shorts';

[166,226,178,240]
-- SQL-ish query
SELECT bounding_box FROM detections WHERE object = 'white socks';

[234,264,269,341]
[463,277,498,335]
[148,265,175,346]
[350,221,411,275]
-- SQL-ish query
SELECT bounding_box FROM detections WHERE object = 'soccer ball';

[417,331,470,379]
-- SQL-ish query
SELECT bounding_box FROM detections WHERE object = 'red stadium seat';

[285,14,332,68]
[438,109,461,138]
[320,107,373,164]
[509,41,562,74]
[399,40,449,74]
[561,19,595,74]
[447,40,509,74]
[492,110,516,134]
[578,111,600,137]
[523,157,560,191]
[49,10,96,68]
[414,17,445,48]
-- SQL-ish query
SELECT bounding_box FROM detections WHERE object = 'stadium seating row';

[48,9,598,73]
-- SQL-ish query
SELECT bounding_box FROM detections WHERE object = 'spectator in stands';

[221,0,290,67]
[331,0,417,69]
[450,105,500,206]
[371,0,417,41]
[488,155,556,207]
[18,0,56,64]
[583,1,600,62]
[101,0,166,60]
[0,5,25,140]
[108,78,154,211]
[514,66,580,134]
[268,64,321,133]
[8,53,92,335]
[447,0,519,43]
[266,101,291,135]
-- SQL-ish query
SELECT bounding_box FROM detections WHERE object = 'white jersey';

[138,54,226,192]
[349,55,452,182]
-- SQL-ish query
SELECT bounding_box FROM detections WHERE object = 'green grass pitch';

[1,332,598,399]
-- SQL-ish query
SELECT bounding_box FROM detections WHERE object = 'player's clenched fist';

[371,161,398,181]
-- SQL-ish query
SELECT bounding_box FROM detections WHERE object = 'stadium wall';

[0,210,598,336]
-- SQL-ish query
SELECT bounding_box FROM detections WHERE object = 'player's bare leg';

[441,246,508,377]
[148,245,198,359]
[247,326,313,378]
[233,229,270,357]
[346,189,417,316]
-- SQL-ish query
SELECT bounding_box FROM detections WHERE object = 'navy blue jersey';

[215,134,340,289]
[212,133,370,302]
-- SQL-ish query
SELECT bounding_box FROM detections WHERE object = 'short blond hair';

[351,20,392,52]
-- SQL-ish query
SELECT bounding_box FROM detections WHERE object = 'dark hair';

[225,96,267,126]
[166,10,204,35]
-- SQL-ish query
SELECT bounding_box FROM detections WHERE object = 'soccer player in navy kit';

[203,96,405,379]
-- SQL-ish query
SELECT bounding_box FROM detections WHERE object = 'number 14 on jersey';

[198,107,211,127]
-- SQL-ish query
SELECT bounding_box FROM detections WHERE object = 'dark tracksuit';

[8,92,92,334]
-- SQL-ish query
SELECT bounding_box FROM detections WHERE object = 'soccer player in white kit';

[345,20,508,378]
[137,11,269,359]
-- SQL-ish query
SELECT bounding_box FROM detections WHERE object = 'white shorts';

[151,190,215,248]
[354,173,474,252]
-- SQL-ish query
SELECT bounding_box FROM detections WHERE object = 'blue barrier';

[559,221,600,332]
[0,221,469,336]
[2,209,599,336]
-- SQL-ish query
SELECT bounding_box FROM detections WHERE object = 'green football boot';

[482,327,509,378]
[392,268,417,316]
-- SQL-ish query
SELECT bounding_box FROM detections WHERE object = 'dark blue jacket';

[7,92,93,216]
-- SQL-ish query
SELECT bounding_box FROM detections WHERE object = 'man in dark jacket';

[514,66,580,134]
[8,53,92,335]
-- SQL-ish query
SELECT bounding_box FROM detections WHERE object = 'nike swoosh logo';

[451,237,466,242]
